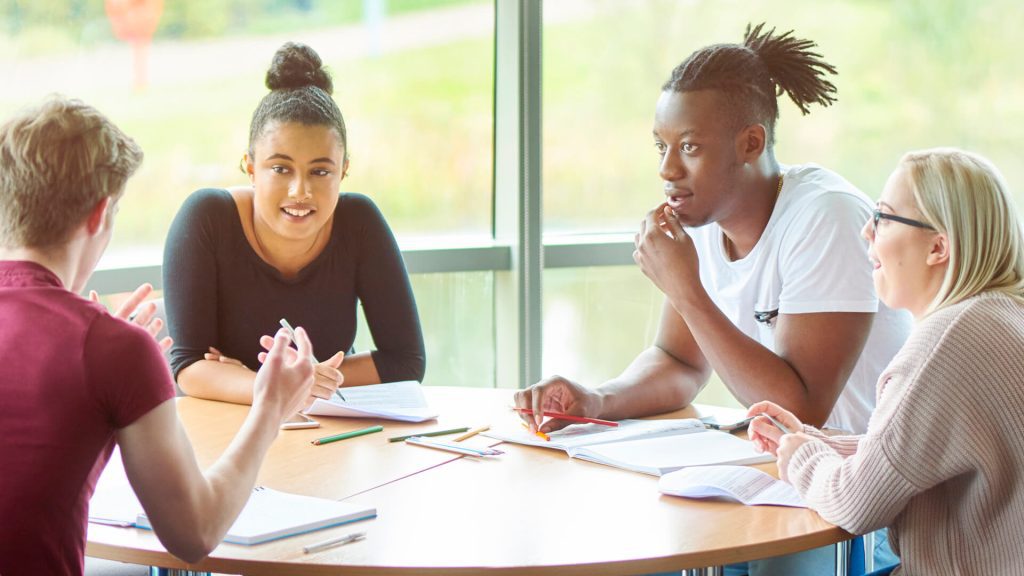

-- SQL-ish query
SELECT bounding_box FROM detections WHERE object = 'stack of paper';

[658,465,807,507]
[304,380,438,422]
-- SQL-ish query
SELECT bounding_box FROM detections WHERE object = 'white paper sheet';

[304,380,438,422]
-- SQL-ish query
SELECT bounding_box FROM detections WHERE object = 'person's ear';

[244,153,256,183]
[736,124,767,163]
[341,158,350,181]
[85,197,112,236]
[926,232,950,267]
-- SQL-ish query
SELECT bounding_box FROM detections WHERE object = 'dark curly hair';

[247,42,348,161]
[662,23,838,147]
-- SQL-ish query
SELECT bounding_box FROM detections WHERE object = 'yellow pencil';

[453,425,490,442]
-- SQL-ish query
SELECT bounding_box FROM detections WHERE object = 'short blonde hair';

[901,148,1024,314]
[0,95,143,248]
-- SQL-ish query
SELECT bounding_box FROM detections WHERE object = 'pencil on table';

[453,425,490,442]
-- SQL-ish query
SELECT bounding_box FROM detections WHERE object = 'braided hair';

[662,23,837,147]
[247,42,348,161]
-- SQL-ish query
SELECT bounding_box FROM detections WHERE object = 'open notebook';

[483,418,706,451]
[89,449,376,545]
[485,418,771,476]
[136,487,375,545]
[569,431,774,476]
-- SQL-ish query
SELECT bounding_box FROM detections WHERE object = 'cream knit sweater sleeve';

[783,293,1024,573]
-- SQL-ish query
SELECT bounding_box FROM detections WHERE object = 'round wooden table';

[86,387,851,575]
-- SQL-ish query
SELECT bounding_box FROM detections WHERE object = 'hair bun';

[265,42,333,95]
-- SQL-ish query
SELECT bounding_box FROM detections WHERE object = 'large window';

[1,0,495,257]
[542,0,1024,235]
[7,1,1023,402]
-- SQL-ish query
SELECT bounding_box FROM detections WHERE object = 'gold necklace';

[723,173,784,260]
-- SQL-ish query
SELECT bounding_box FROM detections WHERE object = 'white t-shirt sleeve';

[777,191,879,314]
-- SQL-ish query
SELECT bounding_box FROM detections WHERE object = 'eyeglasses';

[871,209,936,234]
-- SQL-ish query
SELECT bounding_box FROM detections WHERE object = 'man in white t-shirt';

[687,163,910,434]
[516,24,907,574]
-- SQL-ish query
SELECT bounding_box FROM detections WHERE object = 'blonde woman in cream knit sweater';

[747,148,1024,576]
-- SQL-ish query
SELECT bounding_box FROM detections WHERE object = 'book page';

[659,465,807,507]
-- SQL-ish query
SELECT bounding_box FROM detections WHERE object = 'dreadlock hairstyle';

[247,42,348,161]
[662,23,837,148]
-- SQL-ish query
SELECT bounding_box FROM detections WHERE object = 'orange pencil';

[520,420,549,441]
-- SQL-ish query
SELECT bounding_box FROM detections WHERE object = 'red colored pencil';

[514,408,618,427]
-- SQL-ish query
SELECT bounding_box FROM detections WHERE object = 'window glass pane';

[2,0,494,262]
[355,271,496,388]
[542,0,1024,234]
[543,266,741,408]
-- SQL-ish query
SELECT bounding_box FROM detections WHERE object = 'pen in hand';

[279,318,346,402]
[761,413,794,435]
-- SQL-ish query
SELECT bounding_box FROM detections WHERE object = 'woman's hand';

[204,347,244,367]
[746,400,804,456]
[776,433,813,483]
[310,351,346,405]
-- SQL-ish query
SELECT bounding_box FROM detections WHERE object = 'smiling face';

[862,166,944,317]
[247,121,347,245]
[653,90,747,228]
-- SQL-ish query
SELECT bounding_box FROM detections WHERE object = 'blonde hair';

[901,147,1024,314]
[0,95,143,248]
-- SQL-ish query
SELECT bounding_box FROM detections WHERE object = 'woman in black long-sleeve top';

[163,42,425,405]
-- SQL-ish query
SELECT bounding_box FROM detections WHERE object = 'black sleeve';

[348,195,426,382]
[163,189,227,380]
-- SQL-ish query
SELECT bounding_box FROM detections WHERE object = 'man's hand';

[633,204,704,308]
[91,283,172,353]
[513,376,603,433]
[253,327,315,422]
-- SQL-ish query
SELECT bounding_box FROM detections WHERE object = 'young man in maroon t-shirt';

[0,96,320,575]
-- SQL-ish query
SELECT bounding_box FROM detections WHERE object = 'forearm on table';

[596,346,708,420]
[800,425,863,456]
[787,438,910,534]
[177,360,256,405]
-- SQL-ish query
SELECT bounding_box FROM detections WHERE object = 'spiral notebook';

[135,487,376,545]
[90,449,376,545]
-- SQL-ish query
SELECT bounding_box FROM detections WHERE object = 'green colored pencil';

[387,426,470,443]
[312,425,384,446]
